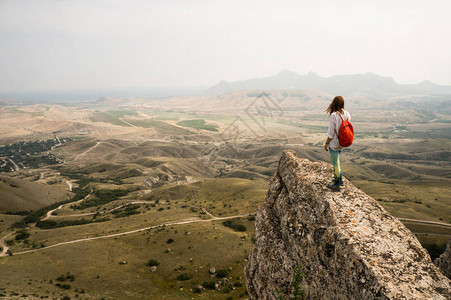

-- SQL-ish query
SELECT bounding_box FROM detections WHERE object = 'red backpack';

[338,114,354,147]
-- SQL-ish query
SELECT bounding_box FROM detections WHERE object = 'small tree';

[278,265,306,300]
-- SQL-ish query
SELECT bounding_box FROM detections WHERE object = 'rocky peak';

[245,150,450,299]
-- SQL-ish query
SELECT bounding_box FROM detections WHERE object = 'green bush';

[66,273,75,281]
[14,231,30,241]
[278,265,306,300]
[202,281,216,290]
[176,273,192,281]
[222,220,246,232]
[147,259,160,267]
[216,269,228,278]
[56,283,71,290]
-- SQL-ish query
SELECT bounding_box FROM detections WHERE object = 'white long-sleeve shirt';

[326,110,351,151]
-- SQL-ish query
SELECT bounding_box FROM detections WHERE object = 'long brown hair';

[325,96,345,115]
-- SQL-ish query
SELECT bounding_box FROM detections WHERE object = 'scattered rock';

[245,151,451,299]
[150,266,157,272]
[209,267,216,274]
[196,285,204,291]
[119,261,127,265]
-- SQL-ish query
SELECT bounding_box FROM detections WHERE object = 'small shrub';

[147,259,160,267]
[166,238,174,244]
[216,269,228,278]
[15,231,30,241]
[176,273,192,281]
[202,281,216,290]
[235,224,246,232]
[66,273,75,281]
[278,265,306,300]
[222,220,246,232]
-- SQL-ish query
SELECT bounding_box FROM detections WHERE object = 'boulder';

[245,150,450,299]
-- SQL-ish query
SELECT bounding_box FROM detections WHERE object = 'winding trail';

[65,180,72,192]
[2,212,252,257]
[0,233,12,257]
[73,141,102,161]
[43,190,93,221]
[8,158,19,171]
[398,218,451,229]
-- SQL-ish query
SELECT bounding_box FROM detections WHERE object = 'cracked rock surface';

[245,150,450,299]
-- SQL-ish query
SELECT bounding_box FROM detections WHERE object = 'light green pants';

[329,147,342,185]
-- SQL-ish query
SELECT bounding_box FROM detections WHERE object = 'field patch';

[89,112,131,127]
[123,119,194,135]
[176,119,219,132]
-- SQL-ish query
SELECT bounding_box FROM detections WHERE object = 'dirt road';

[2,212,252,257]
[73,141,102,161]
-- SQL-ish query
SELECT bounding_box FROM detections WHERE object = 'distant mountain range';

[206,70,451,97]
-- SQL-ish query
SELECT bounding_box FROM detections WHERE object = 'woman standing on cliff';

[324,96,351,191]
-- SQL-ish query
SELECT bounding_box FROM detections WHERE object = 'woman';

[324,96,351,191]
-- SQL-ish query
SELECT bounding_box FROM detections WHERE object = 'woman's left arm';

[324,137,331,151]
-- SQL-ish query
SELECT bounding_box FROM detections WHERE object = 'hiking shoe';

[330,180,343,186]
[327,183,341,192]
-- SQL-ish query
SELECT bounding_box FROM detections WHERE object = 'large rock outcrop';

[245,150,450,299]
[435,239,451,279]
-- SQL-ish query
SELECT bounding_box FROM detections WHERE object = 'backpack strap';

[338,113,348,122]
[335,112,347,137]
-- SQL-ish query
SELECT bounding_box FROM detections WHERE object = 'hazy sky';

[1,0,450,95]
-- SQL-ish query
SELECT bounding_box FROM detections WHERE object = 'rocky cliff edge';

[245,150,450,299]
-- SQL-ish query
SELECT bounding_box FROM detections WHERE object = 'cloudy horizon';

[1,0,450,99]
